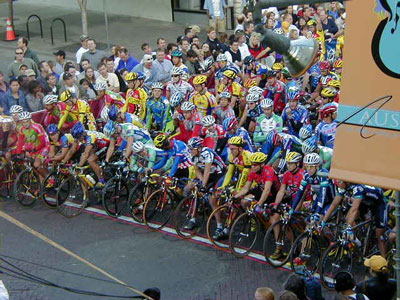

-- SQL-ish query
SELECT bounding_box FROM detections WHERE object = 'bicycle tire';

[290,231,321,276]
[263,220,295,267]
[174,197,204,239]
[143,189,174,231]
[128,182,147,224]
[320,241,353,290]
[0,163,17,198]
[40,170,61,208]
[229,212,260,258]
[56,176,88,218]
[102,176,129,217]
[13,169,40,207]
[206,205,232,250]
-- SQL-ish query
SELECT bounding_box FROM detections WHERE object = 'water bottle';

[86,174,96,186]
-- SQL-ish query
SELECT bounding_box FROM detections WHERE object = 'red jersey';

[282,168,305,200]
[248,165,280,196]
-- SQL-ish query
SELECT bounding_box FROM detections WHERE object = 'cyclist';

[166,67,194,100]
[200,115,224,151]
[0,116,18,162]
[299,124,313,141]
[302,137,333,170]
[217,69,243,116]
[238,93,262,132]
[190,75,217,117]
[9,105,24,124]
[263,70,286,115]
[122,72,148,120]
[58,90,96,131]
[315,103,338,149]
[173,101,202,144]
[42,95,68,131]
[222,117,255,160]
[146,82,170,132]
[214,53,231,88]
[170,50,189,80]
[332,58,343,79]
[106,104,146,129]
[129,141,165,174]
[212,91,235,125]
[95,82,125,109]
[47,124,81,163]
[312,61,339,99]
[243,55,268,85]
[327,80,341,103]
[282,88,310,138]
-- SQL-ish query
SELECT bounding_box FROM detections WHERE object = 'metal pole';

[103,0,110,51]
[394,190,400,300]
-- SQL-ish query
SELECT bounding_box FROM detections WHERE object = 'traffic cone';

[5,18,16,41]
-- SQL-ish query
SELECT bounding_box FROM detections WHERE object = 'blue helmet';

[137,72,146,81]
[302,137,318,154]
[222,117,237,131]
[46,124,59,135]
[103,120,116,138]
[299,124,313,140]
[108,105,119,121]
[287,87,300,100]
[170,92,184,108]
[188,137,203,149]
[171,50,183,58]
[71,122,85,139]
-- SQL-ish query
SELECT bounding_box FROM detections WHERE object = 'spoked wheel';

[174,197,205,239]
[290,232,321,276]
[263,220,295,267]
[206,205,233,250]
[320,241,353,290]
[13,169,40,207]
[229,212,260,257]
[143,189,174,231]
[102,176,129,217]
[56,176,88,218]
[41,171,63,208]
[0,164,17,199]
[129,182,148,224]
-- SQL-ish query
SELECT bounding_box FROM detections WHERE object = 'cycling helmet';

[222,117,237,131]
[286,151,302,163]
[170,66,183,76]
[59,90,72,102]
[94,82,107,91]
[299,125,313,140]
[266,130,281,146]
[302,138,318,154]
[151,82,163,90]
[246,93,260,103]
[281,67,292,79]
[100,107,110,122]
[303,152,321,165]
[244,79,257,89]
[228,136,244,147]
[273,27,284,35]
[188,137,203,149]
[193,75,208,85]
[223,69,237,80]
[266,70,277,78]
[243,55,255,65]
[202,115,215,127]
[10,105,23,114]
[260,98,274,109]
[219,91,231,99]
[108,104,119,121]
[216,53,227,62]
[170,92,184,107]
[0,117,13,123]
[248,86,264,96]
[103,120,116,138]
[125,72,138,81]
[132,141,145,153]
[320,103,338,118]
[46,124,59,135]
[272,62,284,70]
[18,111,31,120]
[71,122,85,139]
[171,50,183,58]
[287,87,299,101]
[250,152,268,164]
[137,72,146,81]
[333,58,343,69]
[180,101,195,111]
[327,80,341,89]
[42,94,58,105]
[321,87,337,98]
[154,133,168,148]
[204,56,214,71]
[319,61,331,71]
[321,76,332,86]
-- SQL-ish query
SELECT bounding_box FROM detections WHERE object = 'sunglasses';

[172,75,180,77]
[15,52,23,55]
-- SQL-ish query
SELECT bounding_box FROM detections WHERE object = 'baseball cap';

[25,69,36,77]
[80,35,89,41]
[364,255,388,272]
[53,50,66,57]
[143,54,153,63]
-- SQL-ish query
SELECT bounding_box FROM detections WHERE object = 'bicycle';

[0,153,24,199]
[40,163,71,208]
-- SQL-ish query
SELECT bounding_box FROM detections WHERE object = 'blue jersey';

[307,63,321,91]
[192,147,226,174]
[226,127,255,152]
[247,104,263,120]
[293,168,335,214]
[338,185,384,207]
[315,120,338,149]
[245,62,269,79]
[146,96,169,129]
[261,133,303,163]
[282,104,310,137]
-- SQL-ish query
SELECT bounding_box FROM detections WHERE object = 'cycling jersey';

[174,111,202,144]
[200,124,225,150]
[281,168,305,201]
[146,96,169,130]
[293,168,335,214]
[58,99,96,131]
[281,104,310,137]
[245,62,269,80]
[191,147,226,174]
[43,102,67,130]
[247,165,280,198]
[15,122,50,157]
[307,63,321,91]
[123,112,146,129]
[104,90,125,108]
[225,127,255,152]
[222,149,252,190]
[217,82,243,98]
[263,80,286,114]
[123,88,148,120]
[84,131,110,149]
[246,104,263,121]
[315,120,338,149]
[261,133,303,165]
[254,114,284,144]
[117,123,152,146]
[130,144,165,173]
[319,72,339,87]
[318,145,333,170]
[190,91,217,117]
[166,80,194,100]
[212,105,235,124]
[215,62,238,80]
[51,133,74,148]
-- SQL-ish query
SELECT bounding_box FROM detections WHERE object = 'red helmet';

[320,104,337,118]
[319,61,331,71]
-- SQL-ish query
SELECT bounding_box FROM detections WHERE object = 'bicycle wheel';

[320,241,353,290]
[13,169,40,207]
[290,231,321,276]
[229,212,260,257]
[0,163,17,198]
[129,182,147,224]
[143,189,174,231]
[41,170,61,208]
[102,176,129,217]
[56,176,88,218]
[206,205,232,250]
[174,197,204,239]
[263,220,295,267]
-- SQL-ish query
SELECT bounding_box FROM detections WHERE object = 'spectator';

[254,287,276,300]
[319,10,339,38]
[204,0,226,34]
[279,291,298,300]
[335,271,369,300]
[283,274,307,300]
[335,8,346,31]
[205,27,221,55]
[59,73,80,99]
[17,37,40,66]
[96,63,120,92]
[25,69,37,82]
[186,50,202,75]
[116,48,139,72]
[235,14,246,33]
[37,61,53,90]
[249,32,270,61]
[132,54,157,86]
[141,43,156,58]
[18,64,28,77]
[286,5,298,24]
[53,50,67,75]
[109,45,121,70]
[83,67,98,86]
[219,32,230,52]
[156,37,167,51]
[177,27,194,44]
[24,80,44,112]
[45,74,59,95]
[79,78,96,100]
[191,36,201,49]
[236,31,251,60]
[179,38,190,62]
[244,21,255,43]
[201,43,213,60]
[225,37,242,68]
[8,48,38,78]
[76,35,89,64]
[81,39,107,70]
[1,79,27,114]
[0,72,9,100]
[152,48,173,84]
[166,43,179,60]
[328,1,341,19]
[17,75,29,95]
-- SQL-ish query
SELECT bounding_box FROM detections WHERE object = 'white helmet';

[219,91,231,99]
[42,95,58,105]
[248,86,264,96]
[216,53,227,62]
[100,106,110,122]
[0,117,13,123]
[202,115,215,127]
[260,118,276,134]
[246,93,260,103]
[10,105,23,114]
[170,66,183,76]
[94,82,107,91]
[151,82,163,90]
[303,153,321,165]
[260,98,274,109]
[181,101,195,111]
[299,127,312,140]
[18,111,32,120]
[273,28,284,35]
[132,141,145,153]
[204,56,214,70]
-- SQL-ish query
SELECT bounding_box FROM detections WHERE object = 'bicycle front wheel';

[41,170,63,208]
[13,169,40,207]
[206,205,232,250]
[174,197,203,239]
[56,176,88,218]
[229,212,260,257]
[290,231,321,276]
[102,176,129,217]
[128,182,147,224]
[143,189,174,231]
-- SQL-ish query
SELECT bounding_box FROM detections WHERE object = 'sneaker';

[213,228,228,241]
[269,248,283,260]
[46,178,55,188]
[184,219,198,230]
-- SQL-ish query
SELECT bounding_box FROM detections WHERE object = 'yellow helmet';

[223,69,237,80]
[244,79,257,88]
[307,19,317,26]
[250,152,268,164]
[154,133,168,148]
[272,62,284,71]
[193,75,208,85]
[327,79,341,88]
[286,151,302,163]
[125,72,138,81]
[321,87,337,98]
[59,90,72,102]
[228,136,244,147]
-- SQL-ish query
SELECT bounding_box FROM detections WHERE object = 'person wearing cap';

[53,50,67,75]
[75,35,89,64]
[81,39,106,71]
[96,63,120,93]
[132,54,157,87]
[8,47,39,79]
[355,256,396,300]
[25,69,36,81]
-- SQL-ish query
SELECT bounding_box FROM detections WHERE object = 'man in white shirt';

[96,63,120,92]
[75,35,89,64]
[152,48,173,84]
